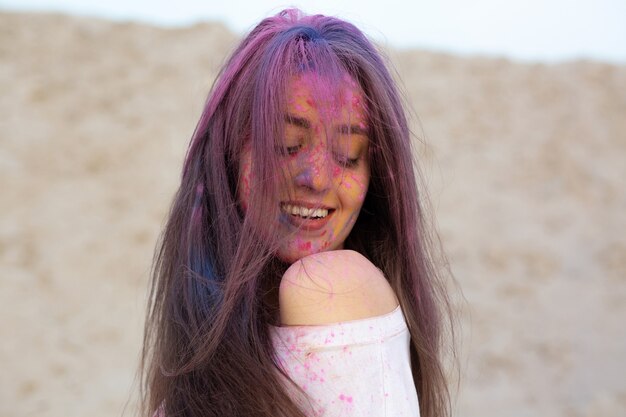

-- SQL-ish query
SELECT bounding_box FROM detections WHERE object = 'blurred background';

[1,1,625,416]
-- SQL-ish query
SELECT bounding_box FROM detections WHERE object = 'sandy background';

[1,11,625,417]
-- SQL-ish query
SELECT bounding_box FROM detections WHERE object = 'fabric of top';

[270,305,420,417]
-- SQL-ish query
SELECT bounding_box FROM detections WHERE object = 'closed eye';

[286,145,301,155]
[275,144,302,156]
[334,153,360,168]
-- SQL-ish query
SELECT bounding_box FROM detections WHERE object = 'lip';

[280,201,335,231]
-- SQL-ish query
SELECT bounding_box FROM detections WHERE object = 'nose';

[293,148,333,192]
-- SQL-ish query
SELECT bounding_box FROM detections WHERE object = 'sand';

[1,11,624,417]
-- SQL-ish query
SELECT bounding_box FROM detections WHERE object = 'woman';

[141,8,454,417]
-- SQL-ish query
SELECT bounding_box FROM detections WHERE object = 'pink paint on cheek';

[332,165,342,177]
[349,172,367,187]
[340,176,355,189]
[298,241,312,251]
[346,173,368,200]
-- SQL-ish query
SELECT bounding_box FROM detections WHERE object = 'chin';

[277,250,317,265]
[277,240,344,264]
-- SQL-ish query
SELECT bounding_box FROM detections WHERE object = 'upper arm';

[278,250,399,326]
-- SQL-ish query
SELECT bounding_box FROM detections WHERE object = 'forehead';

[286,73,367,121]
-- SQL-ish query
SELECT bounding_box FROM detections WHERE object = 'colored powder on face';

[320,240,331,251]
[295,170,314,184]
[351,95,361,108]
[298,241,312,251]
[270,73,370,262]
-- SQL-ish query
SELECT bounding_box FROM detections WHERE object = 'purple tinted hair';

[142,9,454,417]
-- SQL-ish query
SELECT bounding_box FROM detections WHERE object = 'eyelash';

[274,144,301,156]
[335,155,360,168]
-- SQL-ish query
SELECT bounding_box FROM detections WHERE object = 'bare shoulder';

[279,250,399,326]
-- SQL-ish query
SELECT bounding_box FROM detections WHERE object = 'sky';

[1,0,625,63]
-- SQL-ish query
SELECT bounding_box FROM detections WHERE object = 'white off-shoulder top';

[270,305,420,417]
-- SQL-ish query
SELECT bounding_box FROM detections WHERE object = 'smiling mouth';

[280,203,333,219]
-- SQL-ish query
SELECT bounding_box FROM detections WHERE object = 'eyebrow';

[285,113,368,136]
[285,114,311,129]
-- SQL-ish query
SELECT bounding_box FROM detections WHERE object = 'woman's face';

[239,74,370,264]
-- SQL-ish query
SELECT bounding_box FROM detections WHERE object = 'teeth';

[312,209,327,218]
[282,204,329,219]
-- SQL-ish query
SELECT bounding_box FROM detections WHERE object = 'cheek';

[238,152,252,212]
[335,170,369,206]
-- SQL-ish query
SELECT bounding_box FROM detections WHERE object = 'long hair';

[141,9,454,417]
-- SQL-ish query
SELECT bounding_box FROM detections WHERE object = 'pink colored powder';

[298,241,312,251]
[338,394,353,403]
